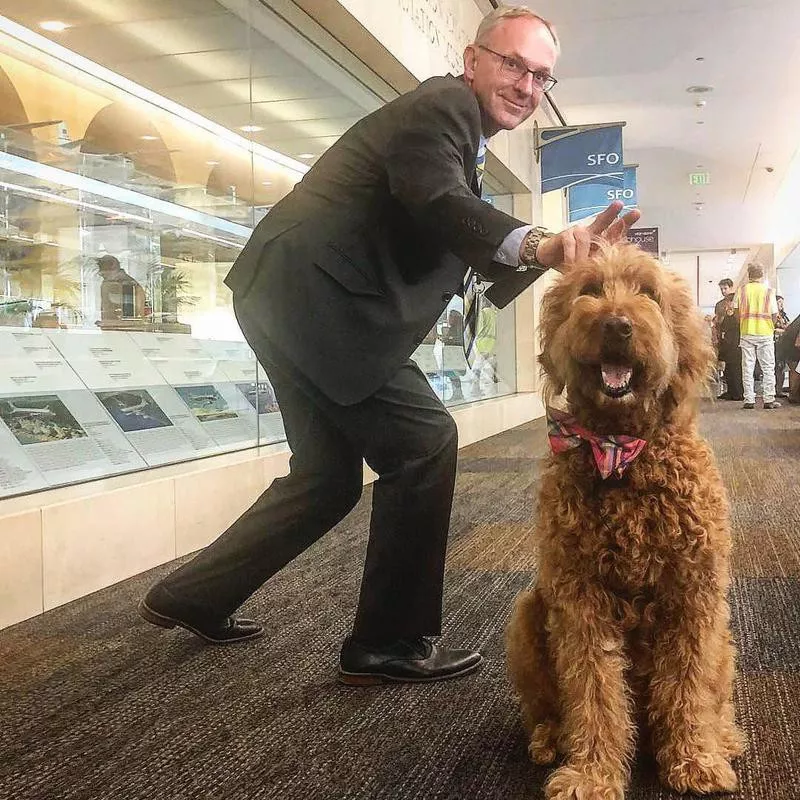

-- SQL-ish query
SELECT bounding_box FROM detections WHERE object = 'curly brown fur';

[506,243,744,799]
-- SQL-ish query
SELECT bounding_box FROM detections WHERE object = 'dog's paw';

[660,752,738,795]
[545,765,624,800]
[529,722,558,765]
[718,724,746,760]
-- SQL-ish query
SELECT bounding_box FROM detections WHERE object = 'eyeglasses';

[478,45,557,92]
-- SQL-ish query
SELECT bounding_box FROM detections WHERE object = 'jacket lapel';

[447,74,484,199]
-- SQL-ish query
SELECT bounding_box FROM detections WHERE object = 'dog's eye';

[639,285,659,302]
[579,282,603,298]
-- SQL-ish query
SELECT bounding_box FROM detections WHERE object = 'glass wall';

[0,1,517,500]
[411,184,517,406]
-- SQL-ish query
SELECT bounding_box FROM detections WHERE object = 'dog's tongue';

[601,364,633,389]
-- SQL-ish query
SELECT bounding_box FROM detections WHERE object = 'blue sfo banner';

[538,123,624,194]
[567,165,638,223]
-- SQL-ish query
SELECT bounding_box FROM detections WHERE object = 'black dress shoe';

[338,635,482,685]
[138,586,263,645]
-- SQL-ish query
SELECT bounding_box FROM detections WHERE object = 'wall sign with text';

[628,227,660,256]
[537,123,626,194]
[568,165,638,223]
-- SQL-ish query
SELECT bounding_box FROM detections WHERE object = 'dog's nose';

[604,316,633,339]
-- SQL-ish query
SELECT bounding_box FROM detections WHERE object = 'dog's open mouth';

[600,363,633,398]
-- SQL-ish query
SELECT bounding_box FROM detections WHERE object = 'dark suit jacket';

[225,74,542,405]
[777,314,800,363]
[718,309,740,362]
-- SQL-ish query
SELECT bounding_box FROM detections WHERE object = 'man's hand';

[534,200,642,272]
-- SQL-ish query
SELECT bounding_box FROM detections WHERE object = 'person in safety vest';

[733,263,780,409]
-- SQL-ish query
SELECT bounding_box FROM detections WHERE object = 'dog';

[506,242,744,799]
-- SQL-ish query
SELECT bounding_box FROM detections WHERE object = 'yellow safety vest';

[476,305,497,355]
[736,283,774,336]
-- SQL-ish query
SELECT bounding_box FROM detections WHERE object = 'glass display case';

[0,1,518,500]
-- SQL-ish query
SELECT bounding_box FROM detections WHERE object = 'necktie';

[546,407,647,480]
[474,140,486,186]
[463,140,487,366]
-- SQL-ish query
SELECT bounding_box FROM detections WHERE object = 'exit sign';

[689,172,711,186]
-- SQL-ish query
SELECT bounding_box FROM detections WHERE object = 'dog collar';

[546,407,647,480]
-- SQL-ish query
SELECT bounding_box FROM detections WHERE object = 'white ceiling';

[528,0,800,262]
[1,0,381,160]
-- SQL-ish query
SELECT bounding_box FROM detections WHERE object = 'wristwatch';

[519,226,554,272]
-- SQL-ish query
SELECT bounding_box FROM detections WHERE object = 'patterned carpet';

[1,400,799,800]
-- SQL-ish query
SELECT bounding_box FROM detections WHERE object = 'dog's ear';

[538,277,570,396]
[663,271,716,409]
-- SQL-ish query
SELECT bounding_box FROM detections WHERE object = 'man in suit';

[714,279,743,400]
[139,5,639,684]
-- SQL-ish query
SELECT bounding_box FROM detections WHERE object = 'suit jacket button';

[441,292,453,302]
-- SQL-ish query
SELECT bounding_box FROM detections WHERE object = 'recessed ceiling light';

[298,153,315,159]
[39,20,71,32]
[686,85,714,94]
[240,125,263,133]
[262,181,272,186]
[696,120,705,125]
[205,160,219,166]
[140,134,158,141]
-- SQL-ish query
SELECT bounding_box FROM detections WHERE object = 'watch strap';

[519,226,554,272]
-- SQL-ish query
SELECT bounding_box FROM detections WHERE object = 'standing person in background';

[713,278,735,398]
[734,263,780,409]
[776,313,800,404]
[713,278,735,336]
[138,5,639,685]
[718,295,743,401]
[774,295,790,398]
[472,294,499,393]
[442,308,466,401]
[96,254,146,324]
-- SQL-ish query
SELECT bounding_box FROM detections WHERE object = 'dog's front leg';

[648,592,739,795]
[544,591,633,800]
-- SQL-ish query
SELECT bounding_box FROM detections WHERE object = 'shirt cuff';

[493,225,533,267]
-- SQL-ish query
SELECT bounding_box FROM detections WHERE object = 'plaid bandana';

[546,407,647,480]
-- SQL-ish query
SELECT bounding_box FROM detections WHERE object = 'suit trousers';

[775,339,787,395]
[722,349,743,399]
[157,296,459,642]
